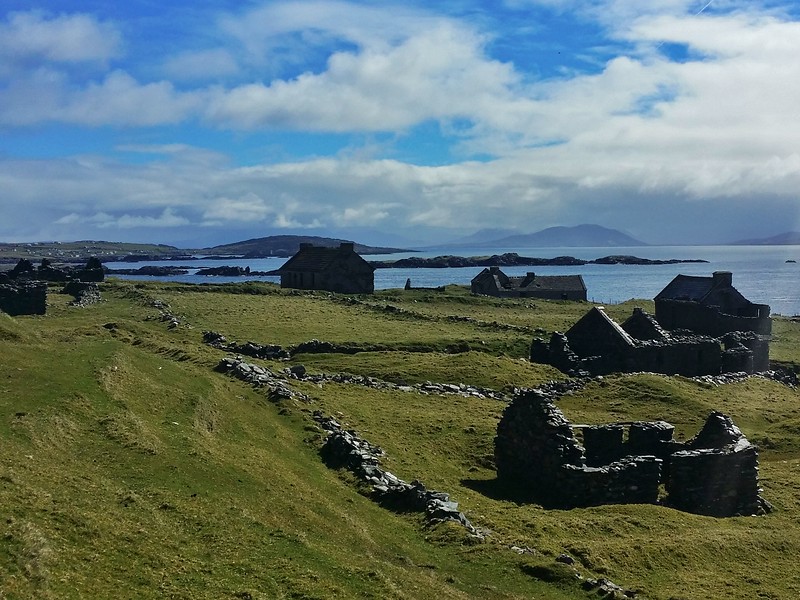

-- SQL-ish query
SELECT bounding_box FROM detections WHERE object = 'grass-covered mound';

[1,280,799,599]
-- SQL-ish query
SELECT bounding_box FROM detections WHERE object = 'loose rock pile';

[62,281,102,306]
[204,331,290,360]
[314,412,481,537]
[215,356,308,403]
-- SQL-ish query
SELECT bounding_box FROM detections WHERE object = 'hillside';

[201,235,411,257]
[441,225,647,249]
[1,281,800,599]
[731,231,800,245]
[0,241,186,264]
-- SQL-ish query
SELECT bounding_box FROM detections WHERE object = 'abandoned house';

[531,306,769,376]
[277,242,375,294]
[494,387,769,516]
[470,267,587,300]
[655,271,771,336]
[0,280,47,316]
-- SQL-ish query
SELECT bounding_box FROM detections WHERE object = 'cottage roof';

[654,274,716,302]
[514,273,587,293]
[654,272,756,309]
[277,243,374,273]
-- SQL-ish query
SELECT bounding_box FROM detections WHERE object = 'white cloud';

[0,11,121,69]
[162,49,240,81]
[2,2,800,245]
[202,193,274,223]
[206,22,519,131]
[0,70,204,126]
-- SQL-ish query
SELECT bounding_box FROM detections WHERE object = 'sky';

[2,0,800,247]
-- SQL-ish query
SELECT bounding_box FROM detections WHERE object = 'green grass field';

[2,280,799,599]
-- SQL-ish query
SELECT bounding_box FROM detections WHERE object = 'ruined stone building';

[277,242,375,294]
[531,305,770,376]
[471,267,587,300]
[0,280,47,315]
[532,271,772,376]
[655,271,771,336]
[494,388,768,516]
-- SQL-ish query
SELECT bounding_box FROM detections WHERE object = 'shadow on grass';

[461,476,541,505]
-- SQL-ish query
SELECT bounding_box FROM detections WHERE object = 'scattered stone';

[315,411,482,538]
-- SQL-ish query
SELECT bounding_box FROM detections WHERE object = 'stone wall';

[533,329,724,377]
[531,306,769,377]
[494,389,663,508]
[494,386,770,516]
[655,299,772,336]
[0,281,47,316]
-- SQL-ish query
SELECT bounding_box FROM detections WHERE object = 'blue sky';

[2,0,800,247]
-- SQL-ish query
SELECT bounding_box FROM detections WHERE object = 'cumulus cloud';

[162,48,240,81]
[2,1,800,244]
[205,22,519,131]
[0,10,121,68]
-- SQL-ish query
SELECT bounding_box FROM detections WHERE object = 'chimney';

[490,266,500,273]
[299,243,313,250]
[712,271,733,287]
[339,242,355,252]
[526,272,535,279]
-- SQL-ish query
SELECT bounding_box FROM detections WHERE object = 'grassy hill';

[2,281,799,599]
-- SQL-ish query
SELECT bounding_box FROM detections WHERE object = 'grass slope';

[2,280,799,599]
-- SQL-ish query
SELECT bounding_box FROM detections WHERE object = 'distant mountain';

[200,235,411,257]
[730,231,800,245]
[442,228,521,247]
[440,224,646,248]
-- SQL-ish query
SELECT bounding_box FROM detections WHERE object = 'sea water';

[108,245,800,316]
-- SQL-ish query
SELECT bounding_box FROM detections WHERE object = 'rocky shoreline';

[102,253,708,278]
[369,253,709,269]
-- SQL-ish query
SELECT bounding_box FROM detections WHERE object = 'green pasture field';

[1,279,799,599]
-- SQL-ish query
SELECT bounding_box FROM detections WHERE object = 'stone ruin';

[494,388,770,517]
[531,306,770,377]
[0,257,105,315]
[0,279,47,316]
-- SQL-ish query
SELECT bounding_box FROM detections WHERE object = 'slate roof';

[278,244,374,273]
[654,274,716,302]
[513,273,587,293]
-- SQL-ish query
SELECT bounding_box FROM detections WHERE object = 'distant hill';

[441,224,647,248]
[730,231,800,245]
[201,235,411,257]
[0,240,185,264]
[443,228,521,246]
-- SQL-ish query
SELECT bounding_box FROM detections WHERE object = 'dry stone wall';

[0,281,47,316]
[495,384,770,516]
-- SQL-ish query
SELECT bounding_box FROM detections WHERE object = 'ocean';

[108,245,800,316]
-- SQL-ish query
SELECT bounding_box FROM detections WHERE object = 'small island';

[368,253,708,269]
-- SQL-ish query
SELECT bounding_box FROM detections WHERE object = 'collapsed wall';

[494,389,662,508]
[494,388,769,516]
[531,307,771,377]
[0,281,47,315]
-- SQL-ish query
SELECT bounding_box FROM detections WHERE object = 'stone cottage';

[277,242,375,294]
[471,267,586,300]
[655,271,771,336]
[531,306,727,376]
[494,387,769,516]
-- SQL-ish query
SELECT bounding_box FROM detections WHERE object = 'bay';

[108,245,800,316]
